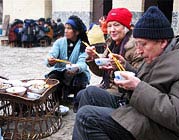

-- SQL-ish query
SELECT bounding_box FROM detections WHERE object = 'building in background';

[0,0,2,24]
[52,0,112,27]
[0,0,179,35]
[1,0,52,23]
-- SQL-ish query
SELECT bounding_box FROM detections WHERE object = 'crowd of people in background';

[8,17,65,47]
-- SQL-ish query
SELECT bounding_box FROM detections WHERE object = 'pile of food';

[0,83,11,91]
[28,80,49,93]
[0,79,50,97]
[6,86,27,96]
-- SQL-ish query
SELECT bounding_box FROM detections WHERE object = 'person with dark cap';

[8,19,23,47]
[21,19,36,48]
[72,6,179,140]
[54,18,65,39]
[44,20,54,45]
[45,15,90,108]
[36,17,52,46]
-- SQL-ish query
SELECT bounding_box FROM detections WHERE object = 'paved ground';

[0,44,101,140]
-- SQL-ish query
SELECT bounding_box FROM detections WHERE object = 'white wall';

[3,0,50,23]
[52,0,92,12]
[113,0,143,11]
[173,0,179,11]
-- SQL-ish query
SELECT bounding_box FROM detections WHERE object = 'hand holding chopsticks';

[82,41,101,58]
[106,47,125,71]
[48,56,71,65]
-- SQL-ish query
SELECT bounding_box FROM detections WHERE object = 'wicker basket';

[0,79,62,140]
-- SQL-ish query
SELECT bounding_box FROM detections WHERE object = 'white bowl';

[114,71,135,80]
[6,86,27,96]
[0,83,11,91]
[59,105,69,116]
[28,84,48,93]
[94,58,111,66]
[27,92,42,99]
[66,64,79,72]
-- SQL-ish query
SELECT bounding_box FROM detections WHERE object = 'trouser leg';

[78,86,120,109]
[47,71,64,102]
[72,105,136,140]
[73,89,85,113]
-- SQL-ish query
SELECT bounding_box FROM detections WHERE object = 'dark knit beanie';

[133,6,174,39]
[38,18,45,22]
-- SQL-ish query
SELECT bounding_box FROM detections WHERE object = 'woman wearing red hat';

[85,8,143,94]
[72,8,143,113]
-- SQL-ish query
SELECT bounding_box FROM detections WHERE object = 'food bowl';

[6,86,27,96]
[66,64,79,72]
[27,80,49,93]
[28,84,49,93]
[59,105,69,116]
[0,83,12,92]
[94,58,111,66]
[114,71,135,81]
[27,92,42,99]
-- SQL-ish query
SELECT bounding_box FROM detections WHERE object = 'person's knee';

[76,89,85,99]
[86,85,98,91]
[76,105,113,127]
[85,86,100,96]
[76,105,92,124]
[77,86,95,100]
[76,105,104,120]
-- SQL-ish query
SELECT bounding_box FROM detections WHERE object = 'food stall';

[0,79,62,140]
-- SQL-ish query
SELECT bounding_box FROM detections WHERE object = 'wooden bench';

[0,36,9,46]
[1,39,9,46]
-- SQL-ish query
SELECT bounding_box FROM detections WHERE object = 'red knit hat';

[106,8,132,29]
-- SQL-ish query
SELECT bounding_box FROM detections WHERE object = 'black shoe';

[73,103,79,113]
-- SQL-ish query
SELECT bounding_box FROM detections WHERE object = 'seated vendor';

[45,15,91,104]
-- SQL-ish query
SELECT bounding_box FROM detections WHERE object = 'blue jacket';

[46,37,91,86]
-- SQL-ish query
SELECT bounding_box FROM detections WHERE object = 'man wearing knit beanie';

[133,6,174,39]
[72,6,179,140]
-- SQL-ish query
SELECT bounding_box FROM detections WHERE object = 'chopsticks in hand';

[82,41,101,58]
[106,47,125,71]
[54,59,71,64]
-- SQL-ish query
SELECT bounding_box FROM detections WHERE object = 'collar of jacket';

[163,37,178,54]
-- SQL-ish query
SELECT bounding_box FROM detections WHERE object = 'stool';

[1,39,9,46]
[9,42,17,47]
[40,40,47,47]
